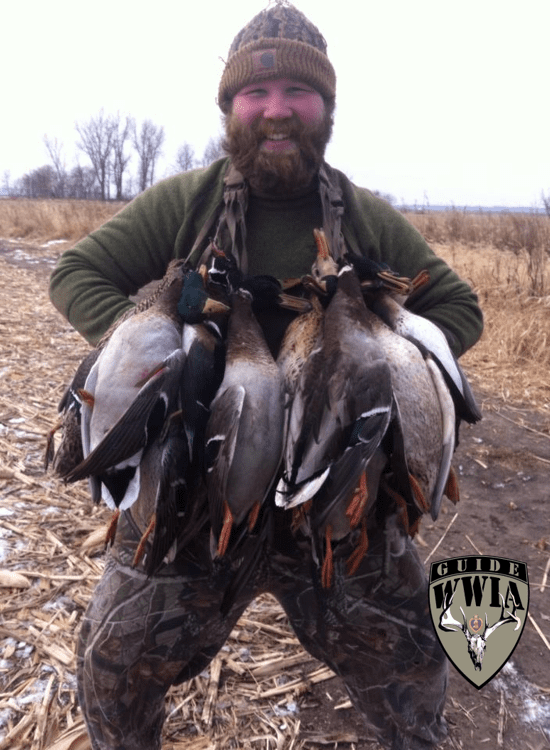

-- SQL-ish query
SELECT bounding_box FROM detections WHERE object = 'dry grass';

[0,199,127,244]
[405,209,550,297]
[431,239,550,410]
[402,209,550,411]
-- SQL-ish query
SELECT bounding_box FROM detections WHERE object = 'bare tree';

[20,165,57,198]
[112,114,134,200]
[67,164,99,199]
[542,190,550,218]
[75,109,117,200]
[174,142,196,173]
[44,135,66,197]
[201,136,226,167]
[133,119,165,193]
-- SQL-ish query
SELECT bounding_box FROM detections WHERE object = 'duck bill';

[202,297,230,315]
[277,293,312,313]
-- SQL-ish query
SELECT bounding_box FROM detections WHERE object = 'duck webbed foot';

[132,514,156,568]
[345,518,369,577]
[105,509,121,547]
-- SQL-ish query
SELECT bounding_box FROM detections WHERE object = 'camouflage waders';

[77,490,448,750]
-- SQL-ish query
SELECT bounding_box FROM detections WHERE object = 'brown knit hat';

[218,1,336,114]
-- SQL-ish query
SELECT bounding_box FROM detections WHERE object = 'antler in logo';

[439,590,521,671]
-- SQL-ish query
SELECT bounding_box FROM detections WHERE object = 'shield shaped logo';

[428,555,529,689]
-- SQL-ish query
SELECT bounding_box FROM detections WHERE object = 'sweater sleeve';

[341,177,483,357]
[49,160,228,346]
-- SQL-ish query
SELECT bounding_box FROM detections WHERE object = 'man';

[50,3,483,749]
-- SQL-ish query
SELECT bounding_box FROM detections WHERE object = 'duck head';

[177,269,229,323]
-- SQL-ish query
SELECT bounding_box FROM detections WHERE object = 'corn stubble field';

[0,198,549,750]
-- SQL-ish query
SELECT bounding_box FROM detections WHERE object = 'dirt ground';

[0,238,549,750]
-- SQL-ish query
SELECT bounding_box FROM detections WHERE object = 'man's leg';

[271,514,448,750]
[77,511,261,750]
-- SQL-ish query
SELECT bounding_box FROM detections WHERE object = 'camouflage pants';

[77,507,448,750]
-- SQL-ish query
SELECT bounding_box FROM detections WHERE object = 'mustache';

[223,109,333,195]
[250,114,319,143]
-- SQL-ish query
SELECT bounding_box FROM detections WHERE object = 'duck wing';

[180,321,225,468]
[424,355,456,520]
[277,348,392,511]
[67,348,186,509]
[205,383,246,538]
[372,295,481,424]
[205,290,285,557]
[145,416,209,575]
[372,320,456,520]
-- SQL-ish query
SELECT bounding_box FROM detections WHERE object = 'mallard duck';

[366,309,457,522]
[322,253,458,523]
[349,253,481,426]
[277,230,463,590]
[275,233,394,536]
[204,259,285,559]
[64,264,228,511]
[371,292,481,425]
[46,260,188,480]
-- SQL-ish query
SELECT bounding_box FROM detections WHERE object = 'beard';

[223,109,333,196]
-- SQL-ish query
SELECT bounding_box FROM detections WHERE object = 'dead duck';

[366,309,457,522]
[349,252,481,426]
[275,232,394,536]
[64,264,228,511]
[46,259,189,480]
[326,252,459,523]
[204,259,285,558]
[277,231,460,588]
[44,348,101,476]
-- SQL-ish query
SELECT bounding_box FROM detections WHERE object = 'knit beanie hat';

[218,1,336,114]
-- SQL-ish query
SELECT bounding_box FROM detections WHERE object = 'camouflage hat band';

[218,37,336,114]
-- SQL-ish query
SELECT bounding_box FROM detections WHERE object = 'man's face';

[225,77,333,194]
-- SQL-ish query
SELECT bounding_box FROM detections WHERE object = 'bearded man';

[49,4,482,749]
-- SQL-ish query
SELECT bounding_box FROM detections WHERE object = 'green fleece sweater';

[49,157,482,357]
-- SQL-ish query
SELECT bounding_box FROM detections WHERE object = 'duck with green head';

[63,262,228,513]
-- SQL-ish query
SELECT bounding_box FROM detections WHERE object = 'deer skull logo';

[439,590,521,671]
[428,556,529,689]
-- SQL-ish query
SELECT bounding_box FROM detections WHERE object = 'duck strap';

[193,160,346,273]
[194,163,249,273]
[318,163,347,262]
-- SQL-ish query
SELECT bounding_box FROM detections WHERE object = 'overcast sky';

[3,0,549,207]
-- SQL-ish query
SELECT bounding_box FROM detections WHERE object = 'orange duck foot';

[216,501,234,557]
[247,501,261,532]
[321,524,334,589]
[445,466,460,504]
[105,509,121,547]
[345,472,368,529]
[132,514,156,567]
[346,518,369,576]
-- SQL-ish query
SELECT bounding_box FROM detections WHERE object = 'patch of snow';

[493,660,550,736]
[0,540,9,563]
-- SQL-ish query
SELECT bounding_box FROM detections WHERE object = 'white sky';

[3,0,549,207]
